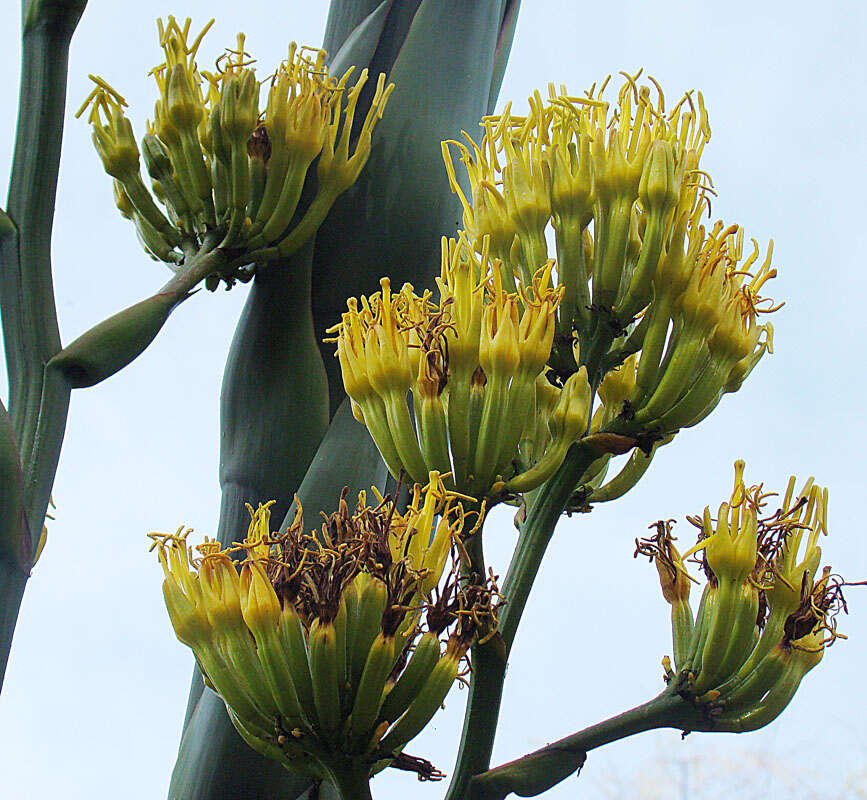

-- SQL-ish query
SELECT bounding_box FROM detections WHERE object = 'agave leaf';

[218,243,329,546]
[170,694,314,800]
[280,398,390,532]
[312,0,510,408]
[322,0,390,56]
[487,0,521,114]
[328,0,393,77]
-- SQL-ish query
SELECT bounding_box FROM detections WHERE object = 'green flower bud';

[141,132,173,180]
[92,112,140,179]
[166,63,205,132]
[220,70,258,144]
[638,140,678,213]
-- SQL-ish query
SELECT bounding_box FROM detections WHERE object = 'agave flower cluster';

[150,474,497,782]
[637,462,855,732]
[329,236,595,498]
[77,17,392,284]
[332,74,779,507]
[442,71,776,390]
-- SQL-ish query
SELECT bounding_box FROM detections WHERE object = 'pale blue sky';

[1,1,865,798]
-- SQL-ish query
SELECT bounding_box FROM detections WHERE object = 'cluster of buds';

[150,473,498,782]
[328,235,604,499]
[442,73,777,436]
[637,461,860,732]
[77,17,392,284]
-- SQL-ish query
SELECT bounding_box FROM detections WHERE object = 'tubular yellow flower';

[688,460,759,584]
[441,136,518,277]
[78,16,392,282]
[618,220,778,435]
[149,478,497,781]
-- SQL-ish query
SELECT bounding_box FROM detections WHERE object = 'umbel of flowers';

[332,73,778,506]
[150,473,497,788]
[635,461,859,732]
[77,17,392,285]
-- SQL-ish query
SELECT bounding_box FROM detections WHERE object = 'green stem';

[468,691,697,798]
[325,764,373,800]
[500,444,599,649]
[0,560,28,693]
[446,443,598,800]
[447,518,506,799]
[0,0,86,694]
[551,691,689,752]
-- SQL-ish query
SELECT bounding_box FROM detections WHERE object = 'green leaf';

[322,0,391,57]
[218,245,329,543]
[170,693,314,800]
[487,0,521,114]
[328,0,393,77]
[282,397,390,530]
[312,0,508,407]
[467,747,587,800]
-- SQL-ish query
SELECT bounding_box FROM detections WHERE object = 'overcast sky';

[1,1,866,798]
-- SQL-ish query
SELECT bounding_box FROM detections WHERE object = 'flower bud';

[166,62,205,131]
[480,296,521,378]
[92,113,140,179]
[638,140,678,213]
[220,69,258,144]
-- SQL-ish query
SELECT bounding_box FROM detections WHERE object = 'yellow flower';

[150,478,496,779]
[329,236,571,498]
[78,16,392,274]
[641,462,857,734]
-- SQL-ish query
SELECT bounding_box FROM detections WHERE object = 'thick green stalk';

[500,445,600,649]
[446,443,598,800]
[0,562,28,692]
[0,0,86,692]
[3,1,85,457]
